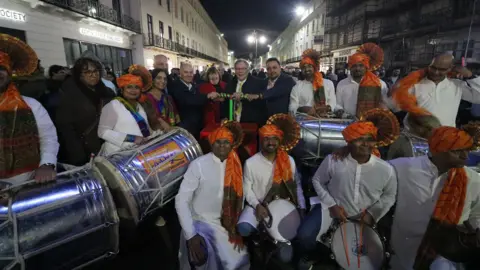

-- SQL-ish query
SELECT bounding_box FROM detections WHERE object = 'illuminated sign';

[79,28,123,44]
[0,8,26,22]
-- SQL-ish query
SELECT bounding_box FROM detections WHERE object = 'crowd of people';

[2,31,480,270]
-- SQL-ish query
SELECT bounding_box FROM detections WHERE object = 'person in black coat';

[169,62,218,138]
[221,59,267,126]
[263,57,296,117]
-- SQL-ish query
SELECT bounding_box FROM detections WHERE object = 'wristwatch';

[41,163,56,169]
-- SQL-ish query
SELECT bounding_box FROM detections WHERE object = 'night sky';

[200,0,305,59]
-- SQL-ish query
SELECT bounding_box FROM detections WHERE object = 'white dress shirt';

[98,99,151,155]
[243,152,306,209]
[289,79,337,115]
[312,154,397,221]
[402,77,480,127]
[389,156,480,270]
[335,75,392,115]
[175,153,228,240]
[1,97,59,184]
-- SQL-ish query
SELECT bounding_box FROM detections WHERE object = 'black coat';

[56,77,115,166]
[169,79,208,138]
[221,75,267,126]
[263,74,296,117]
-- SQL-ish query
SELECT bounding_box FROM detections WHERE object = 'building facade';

[1,0,142,76]
[140,0,229,71]
[323,0,480,73]
[268,0,329,71]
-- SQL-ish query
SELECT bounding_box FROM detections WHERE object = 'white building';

[268,0,330,71]
[0,0,142,76]
[140,0,229,71]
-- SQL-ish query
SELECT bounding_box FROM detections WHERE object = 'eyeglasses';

[82,70,100,77]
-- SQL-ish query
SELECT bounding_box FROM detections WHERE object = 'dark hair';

[205,67,220,81]
[106,71,116,80]
[48,65,66,78]
[266,57,281,66]
[72,57,103,83]
[151,68,168,80]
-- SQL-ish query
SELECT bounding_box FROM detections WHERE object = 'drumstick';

[358,209,366,269]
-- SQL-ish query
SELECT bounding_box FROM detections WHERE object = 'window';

[321,14,324,26]
[186,13,189,26]
[112,0,121,14]
[182,35,185,46]
[176,32,180,43]
[158,0,162,5]
[306,24,309,36]
[159,21,164,37]
[167,0,171,12]
[174,0,178,18]
[181,7,184,22]
[312,20,315,34]
[168,26,173,40]
[147,14,153,44]
[187,38,189,48]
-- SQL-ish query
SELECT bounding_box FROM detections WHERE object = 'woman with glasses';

[56,57,116,166]
[144,69,180,132]
[98,74,156,155]
[199,67,226,126]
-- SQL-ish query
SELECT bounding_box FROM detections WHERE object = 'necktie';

[235,81,244,122]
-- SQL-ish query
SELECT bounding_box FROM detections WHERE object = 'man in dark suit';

[263,57,296,117]
[221,59,267,126]
[169,62,218,138]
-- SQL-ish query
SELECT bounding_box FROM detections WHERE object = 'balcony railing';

[40,0,141,33]
[284,56,302,64]
[144,34,227,64]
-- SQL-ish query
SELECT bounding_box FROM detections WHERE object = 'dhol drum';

[403,132,430,157]
[0,166,119,270]
[322,221,387,270]
[262,199,301,244]
[95,128,202,225]
[293,113,354,167]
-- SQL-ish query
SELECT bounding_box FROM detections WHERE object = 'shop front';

[0,1,138,75]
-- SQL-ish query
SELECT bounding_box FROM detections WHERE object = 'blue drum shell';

[0,167,119,270]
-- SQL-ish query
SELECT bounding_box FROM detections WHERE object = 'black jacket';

[263,74,296,117]
[221,75,267,126]
[169,79,208,138]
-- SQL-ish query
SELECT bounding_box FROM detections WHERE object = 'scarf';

[208,127,244,246]
[115,97,151,137]
[348,53,382,117]
[259,125,298,205]
[300,56,326,108]
[392,68,433,116]
[0,83,40,178]
[146,92,180,126]
[414,126,473,269]
[342,121,381,157]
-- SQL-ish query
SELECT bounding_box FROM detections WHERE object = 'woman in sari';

[145,69,180,131]
[98,74,157,155]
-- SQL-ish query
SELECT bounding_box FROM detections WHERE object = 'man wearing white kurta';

[176,127,249,270]
[392,53,480,128]
[297,121,396,268]
[289,79,336,115]
[389,126,480,270]
[237,124,306,263]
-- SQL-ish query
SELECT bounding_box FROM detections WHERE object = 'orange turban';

[208,127,234,145]
[428,126,473,154]
[0,52,12,74]
[348,53,370,70]
[259,124,284,140]
[342,121,378,143]
[116,74,144,89]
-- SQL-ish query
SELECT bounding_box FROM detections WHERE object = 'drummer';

[98,74,162,155]
[237,122,306,263]
[175,126,249,269]
[297,120,397,269]
[0,35,58,185]
[389,126,480,270]
[289,49,336,117]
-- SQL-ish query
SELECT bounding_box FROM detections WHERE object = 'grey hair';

[180,61,193,70]
[234,59,249,68]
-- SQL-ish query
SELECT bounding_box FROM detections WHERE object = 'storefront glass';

[63,38,132,76]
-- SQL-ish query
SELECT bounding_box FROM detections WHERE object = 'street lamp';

[295,6,305,16]
[246,30,267,59]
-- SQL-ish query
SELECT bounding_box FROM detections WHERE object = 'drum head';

[331,221,384,270]
[265,199,301,242]
[95,156,140,225]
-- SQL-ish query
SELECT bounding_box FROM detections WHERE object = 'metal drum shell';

[293,114,354,166]
[0,166,119,270]
[95,128,203,225]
